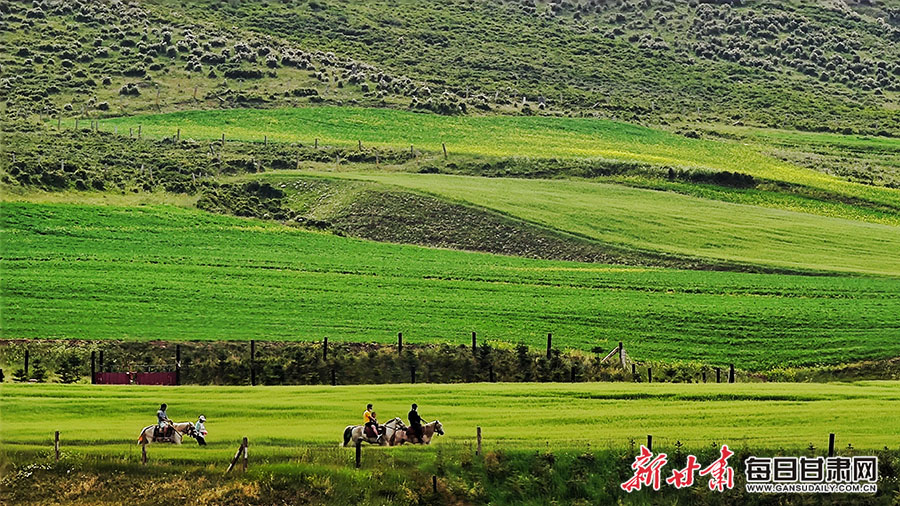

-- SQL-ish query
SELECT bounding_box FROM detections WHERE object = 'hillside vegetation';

[4,202,900,369]
[66,107,900,205]
[3,0,898,135]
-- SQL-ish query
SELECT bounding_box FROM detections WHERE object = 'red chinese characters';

[621,445,669,492]
[699,445,735,492]
[666,455,701,489]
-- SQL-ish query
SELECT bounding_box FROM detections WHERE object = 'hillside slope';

[2,0,898,135]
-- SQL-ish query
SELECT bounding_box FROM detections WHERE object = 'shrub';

[57,353,83,383]
[118,83,140,96]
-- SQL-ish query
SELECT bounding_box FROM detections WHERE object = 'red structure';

[94,372,133,384]
[93,372,176,385]
[134,372,177,385]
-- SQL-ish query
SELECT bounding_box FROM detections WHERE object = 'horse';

[137,422,196,445]
[390,420,445,446]
[343,417,406,447]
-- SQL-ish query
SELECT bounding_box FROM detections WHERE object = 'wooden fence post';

[647,434,653,452]
[716,367,721,383]
[142,443,147,465]
[175,344,181,386]
[432,475,438,494]
[358,140,362,150]
[315,138,318,149]
[176,128,180,141]
[355,440,362,468]
[57,117,61,129]
[442,143,447,159]
[250,340,256,386]
[25,349,30,379]
[242,437,248,472]
[90,351,95,384]
[702,371,707,382]
[472,332,477,355]
[410,365,416,384]
[729,364,735,383]
[648,367,652,383]
[221,132,225,144]
[323,337,328,361]
[828,433,835,457]
[398,332,403,355]
[138,125,141,139]
[54,431,60,461]
[631,363,636,377]
[75,118,79,130]
[226,439,245,474]
[618,341,624,367]
[476,426,482,456]
[489,365,495,383]
[546,333,552,359]
[264,135,268,147]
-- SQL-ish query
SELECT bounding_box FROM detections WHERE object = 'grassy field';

[3,382,899,453]
[83,107,900,210]
[711,126,900,187]
[4,202,900,369]
[7,382,899,504]
[303,172,900,275]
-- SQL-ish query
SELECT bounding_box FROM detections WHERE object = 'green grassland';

[4,202,900,369]
[705,126,900,188]
[3,382,899,452]
[301,171,900,275]
[86,108,900,213]
[6,382,899,504]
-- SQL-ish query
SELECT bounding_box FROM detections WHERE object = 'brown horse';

[389,420,444,446]
[137,422,195,445]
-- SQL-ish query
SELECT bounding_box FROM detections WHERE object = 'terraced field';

[304,172,900,275]
[3,202,900,369]
[78,107,900,208]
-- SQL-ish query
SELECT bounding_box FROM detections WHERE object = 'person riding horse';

[363,403,381,441]
[408,403,423,443]
[156,403,173,438]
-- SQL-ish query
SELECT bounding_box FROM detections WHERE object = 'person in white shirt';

[194,415,207,446]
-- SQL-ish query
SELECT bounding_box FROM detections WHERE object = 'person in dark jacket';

[408,403,423,443]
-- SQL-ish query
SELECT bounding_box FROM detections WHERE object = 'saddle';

[153,425,174,441]
[364,425,382,439]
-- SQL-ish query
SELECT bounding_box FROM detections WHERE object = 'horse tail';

[138,430,147,445]
[343,426,352,447]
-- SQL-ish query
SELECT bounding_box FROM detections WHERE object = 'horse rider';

[194,415,207,446]
[156,403,172,438]
[363,403,380,440]
[408,403,424,443]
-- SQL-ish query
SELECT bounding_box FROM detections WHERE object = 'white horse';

[137,422,196,445]
[343,417,406,446]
